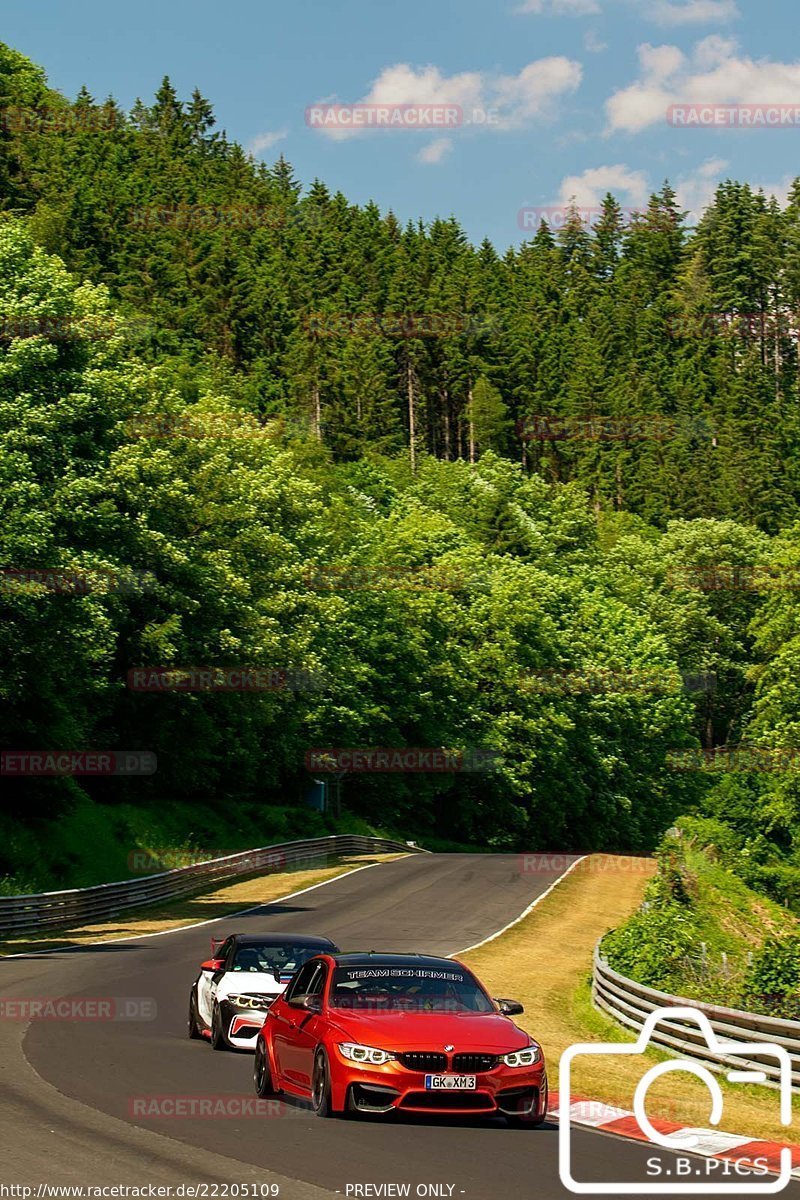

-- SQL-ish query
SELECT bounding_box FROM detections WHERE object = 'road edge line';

[452,855,588,956]
[0,856,407,958]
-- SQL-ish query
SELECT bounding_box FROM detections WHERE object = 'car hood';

[326,1010,533,1053]
[217,973,286,1000]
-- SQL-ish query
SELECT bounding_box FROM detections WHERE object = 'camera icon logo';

[559,1006,793,1194]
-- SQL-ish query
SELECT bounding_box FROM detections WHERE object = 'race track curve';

[3,854,793,1200]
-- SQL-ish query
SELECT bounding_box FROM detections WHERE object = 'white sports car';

[188,932,339,1050]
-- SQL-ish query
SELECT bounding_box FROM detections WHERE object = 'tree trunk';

[407,358,416,473]
[774,292,782,400]
[313,380,321,441]
[443,389,451,460]
[467,382,475,464]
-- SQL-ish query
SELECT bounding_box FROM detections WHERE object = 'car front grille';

[399,1092,494,1112]
[452,1053,498,1073]
[397,1052,447,1073]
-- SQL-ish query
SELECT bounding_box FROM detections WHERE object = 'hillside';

[0,43,799,916]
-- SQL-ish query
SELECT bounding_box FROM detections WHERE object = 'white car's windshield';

[232,943,323,974]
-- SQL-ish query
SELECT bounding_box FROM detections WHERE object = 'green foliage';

[1,42,800,916]
[740,935,800,1020]
[604,902,699,991]
[0,48,797,528]
[0,793,339,892]
[604,825,799,1011]
[0,215,711,868]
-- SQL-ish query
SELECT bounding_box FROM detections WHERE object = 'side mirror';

[291,993,322,1012]
[495,998,524,1016]
[201,958,225,972]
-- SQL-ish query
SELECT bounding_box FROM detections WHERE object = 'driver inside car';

[232,948,262,972]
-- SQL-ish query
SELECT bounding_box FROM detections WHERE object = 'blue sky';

[2,0,797,249]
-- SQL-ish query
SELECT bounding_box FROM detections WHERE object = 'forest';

[0,41,799,915]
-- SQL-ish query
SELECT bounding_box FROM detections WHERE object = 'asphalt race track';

[3,854,794,1200]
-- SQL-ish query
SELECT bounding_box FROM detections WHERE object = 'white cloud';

[673,159,793,225]
[516,0,738,22]
[674,156,729,222]
[548,159,792,233]
[248,129,287,156]
[605,79,675,135]
[493,58,584,122]
[310,59,582,139]
[557,163,650,207]
[691,34,738,68]
[515,0,600,13]
[417,137,453,164]
[584,29,608,53]
[756,177,795,208]
[606,36,800,134]
[646,0,739,25]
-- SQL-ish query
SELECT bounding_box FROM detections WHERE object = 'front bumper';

[220,1000,270,1050]
[329,1048,547,1118]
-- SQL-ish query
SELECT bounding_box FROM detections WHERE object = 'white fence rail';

[593,944,800,1090]
[0,835,423,936]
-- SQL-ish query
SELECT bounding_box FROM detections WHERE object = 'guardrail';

[0,835,424,936]
[593,943,800,1090]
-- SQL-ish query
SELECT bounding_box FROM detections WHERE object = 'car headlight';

[502,1044,542,1068]
[227,994,272,1010]
[338,1042,396,1066]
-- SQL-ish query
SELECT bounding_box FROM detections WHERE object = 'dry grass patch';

[462,855,799,1144]
[0,853,402,955]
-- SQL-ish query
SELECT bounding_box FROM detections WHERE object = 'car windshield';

[329,965,494,1012]
[231,943,324,974]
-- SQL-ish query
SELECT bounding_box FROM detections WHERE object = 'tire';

[505,1112,546,1129]
[254,1038,275,1098]
[210,1002,228,1051]
[187,991,203,1040]
[311,1049,334,1118]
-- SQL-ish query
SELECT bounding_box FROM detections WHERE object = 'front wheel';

[187,991,202,1040]
[505,1112,547,1129]
[210,1003,228,1051]
[254,1038,275,1097]
[311,1049,334,1118]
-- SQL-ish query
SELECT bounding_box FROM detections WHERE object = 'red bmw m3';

[253,952,548,1125]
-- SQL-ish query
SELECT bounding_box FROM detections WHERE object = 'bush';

[675,815,742,864]
[653,844,696,905]
[738,862,800,911]
[603,902,699,991]
[739,934,800,1020]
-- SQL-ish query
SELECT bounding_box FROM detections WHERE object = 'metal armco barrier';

[594,943,800,1091]
[0,835,424,936]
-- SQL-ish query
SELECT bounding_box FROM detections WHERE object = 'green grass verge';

[0,794,409,893]
[602,826,799,1011]
[0,851,402,955]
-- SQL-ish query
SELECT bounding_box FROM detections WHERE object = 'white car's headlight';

[502,1044,542,1068]
[227,994,272,1010]
[338,1042,396,1066]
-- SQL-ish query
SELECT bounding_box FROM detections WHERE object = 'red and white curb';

[549,1092,800,1180]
